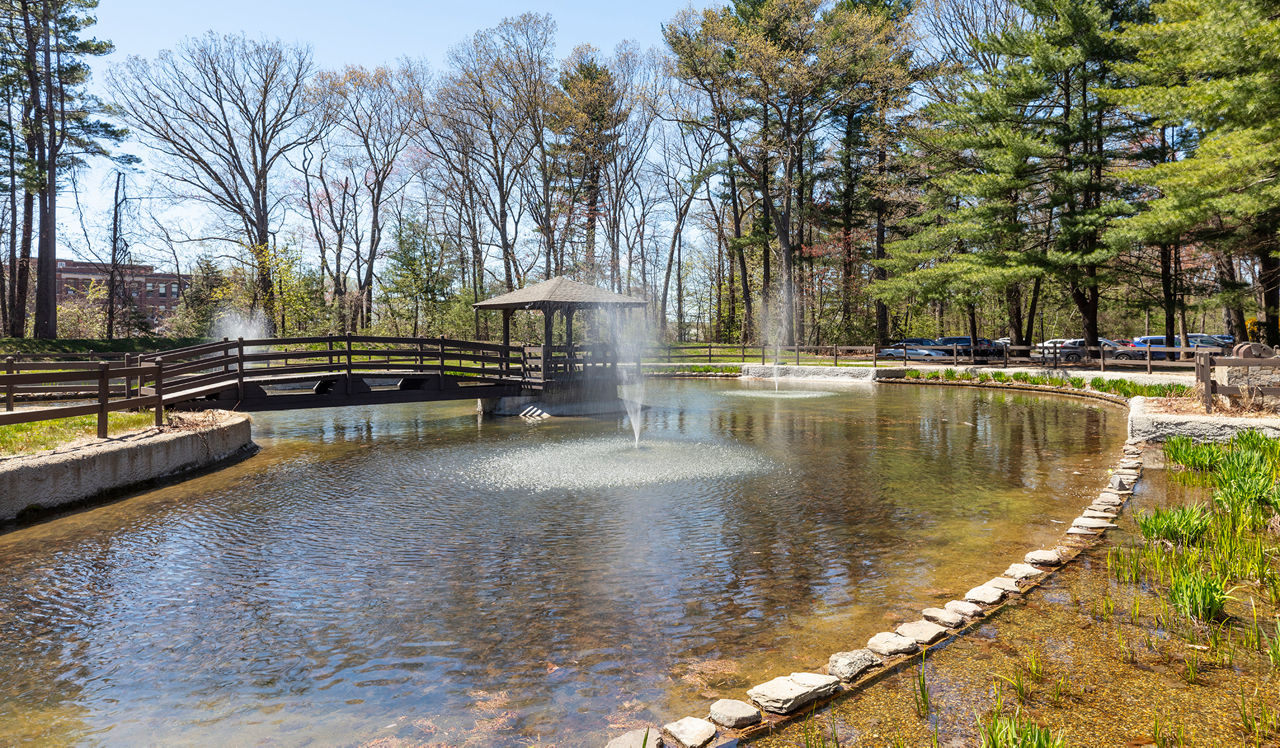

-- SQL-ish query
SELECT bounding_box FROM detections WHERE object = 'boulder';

[1108,475,1132,491]
[607,728,664,748]
[663,717,716,748]
[965,585,1004,605]
[897,619,948,645]
[867,631,919,657]
[945,599,984,618]
[827,649,882,681]
[1025,549,1062,566]
[747,672,839,714]
[922,606,965,628]
[1003,563,1042,580]
[708,699,761,729]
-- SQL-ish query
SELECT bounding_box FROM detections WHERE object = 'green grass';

[1169,568,1230,621]
[1135,505,1212,546]
[1163,435,1225,472]
[0,410,158,455]
[977,705,1065,747]
[0,337,203,356]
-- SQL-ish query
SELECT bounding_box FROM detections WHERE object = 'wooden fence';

[1194,352,1280,413]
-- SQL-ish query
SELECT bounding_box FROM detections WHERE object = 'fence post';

[708,341,713,363]
[834,347,839,367]
[1100,346,1107,373]
[1198,353,1214,413]
[223,337,231,375]
[873,345,878,369]
[154,362,165,427]
[236,337,246,401]
[97,362,110,439]
[5,356,14,412]
[345,332,353,395]
[795,345,800,366]
[1003,344,1009,368]
[438,339,446,378]
[1146,346,1153,375]
[953,344,958,367]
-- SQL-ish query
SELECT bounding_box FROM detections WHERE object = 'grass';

[1169,568,1230,621]
[1163,435,1224,472]
[977,696,1066,748]
[1240,688,1280,741]
[1135,504,1213,545]
[0,337,203,355]
[913,655,932,719]
[0,410,158,455]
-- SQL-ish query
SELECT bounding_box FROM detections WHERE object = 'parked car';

[878,347,949,361]
[892,338,939,347]
[936,336,999,357]
[1212,334,1236,346]
[1130,334,1226,360]
[1031,339,1070,358]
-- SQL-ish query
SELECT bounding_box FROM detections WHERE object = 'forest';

[0,0,1276,348]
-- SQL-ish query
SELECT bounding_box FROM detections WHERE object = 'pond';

[0,379,1124,746]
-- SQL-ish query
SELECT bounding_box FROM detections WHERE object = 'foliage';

[1135,505,1212,546]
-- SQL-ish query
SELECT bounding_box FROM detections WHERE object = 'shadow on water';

[0,379,1123,746]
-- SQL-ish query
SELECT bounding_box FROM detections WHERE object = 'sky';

[91,0,712,77]
[67,1,718,264]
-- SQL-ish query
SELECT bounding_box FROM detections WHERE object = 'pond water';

[0,379,1124,746]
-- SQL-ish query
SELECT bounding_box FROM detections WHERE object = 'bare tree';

[108,33,321,333]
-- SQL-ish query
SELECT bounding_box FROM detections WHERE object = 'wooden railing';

[0,358,164,437]
[1195,352,1280,413]
[870,342,1225,372]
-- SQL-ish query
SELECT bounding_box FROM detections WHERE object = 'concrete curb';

[1128,396,1280,442]
[0,411,255,523]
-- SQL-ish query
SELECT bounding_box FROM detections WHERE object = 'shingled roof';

[472,276,647,310]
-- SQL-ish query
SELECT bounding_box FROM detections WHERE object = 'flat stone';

[1108,475,1132,491]
[922,607,965,627]
[1025,549,1062,566]
[1073,516,1117,529]
[708,699,760,729]
[827,649,881,681]
[1067,526,1098,536]
[663,716,716,748]
[747,672,839,714]
[987,576,1021,592]
[867,631,919,657]
[965,585,1005,604]
[1118,460,1142,469]
[1083,508,1118,518]
[607,728,664,748]
[945,599,984,618]
[897,619,948,644]
[1095,496,1124,506]
[1003,563,1042,580]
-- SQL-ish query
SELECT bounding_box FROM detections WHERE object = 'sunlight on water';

[723,389,836,399]
[463,436,770,492]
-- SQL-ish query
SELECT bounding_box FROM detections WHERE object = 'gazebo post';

[501,309,512,376]
[543,306,555,379]
[565,308,576,373]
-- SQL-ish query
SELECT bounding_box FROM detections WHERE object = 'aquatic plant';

[995,670,1032,704]
[1179,654,1199,685]
[976,705,1066,748]
[1048,675,1070,707]
[1162,436,1224,472]
[913,655,932,719]
[1168,568,1229,620]
[799,708,841,747]
[1023,650,1046,682]
[1135,504,1212,546]
[1151,716,1188,748]
[942,368,959,381]
[1240,688,1280,741]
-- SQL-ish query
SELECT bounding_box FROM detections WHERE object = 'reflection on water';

[722,389,836,399]
[0,380,1123,746]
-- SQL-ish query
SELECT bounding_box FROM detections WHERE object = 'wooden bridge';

[0,335,630,436]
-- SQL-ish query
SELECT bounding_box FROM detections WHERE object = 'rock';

[987,576,1021,592]
[867,631,919,656]
[965,585,1004,605]
[1118,460,1142,469]
[1073,516,1117,529]
[1083,508,1118,519]
[922,606,965,627]
[607,728,664,748]
[945,599,984,618]
[827,649,881,681]
[747,673,839,714]
[1003,563,1042,580]
[1066,526,1097,536]
[708,699,761,729]
[663,717,716,748]
[1095,495,1124,506]
[897,619,948,645]
[1025,549,1062,566]
[1108,475,1131,491]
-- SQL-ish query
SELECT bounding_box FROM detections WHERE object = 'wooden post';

[953,344,958,367]
[873,345,878,369]
[1199,353,1214,413]
[328,337,335,371]
[154,362,165,427]
[344,332,353,395]
[708,340,712,363]
[795,345,800,365]
[502,309,512,377]
[236,338,246,400]
[97,362,110,439]
[1146,345,1153,374]
[1100,345,1107,373]
[438,339,446,378]
[1003,344,1008,368]
[3,356,12,411]
[223,337,231,375]
[834,347,839,367]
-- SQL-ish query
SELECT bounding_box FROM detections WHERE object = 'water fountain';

[610,308,648,447]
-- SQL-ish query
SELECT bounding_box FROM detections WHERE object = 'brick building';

[56,259,189,324]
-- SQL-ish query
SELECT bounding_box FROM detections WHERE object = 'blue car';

[1131,335,1226,360]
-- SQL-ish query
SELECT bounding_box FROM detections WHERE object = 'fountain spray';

[611,308,649,447]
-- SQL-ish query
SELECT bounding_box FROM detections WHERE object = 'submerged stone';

[945,599,984,618]
[897,619,948,645]
[1067,526,1098,536]
[663,716,716,748]
[1073,516,1117,529]
[747,672,839,713]
[1025,549,1062,566]
[922,606,965,627]
[708,699,760,729]
[965,585,1005,605]
[607,728,664,748]
[1003,563,1042,580]
[867,631,919,656]
[827,649,881,681]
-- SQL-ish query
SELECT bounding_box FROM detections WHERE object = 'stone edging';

[877,377,1131,408]
[0,411,255,524]
[605,380,1145,748]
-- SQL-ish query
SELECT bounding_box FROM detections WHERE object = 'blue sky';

[91,1,715,72]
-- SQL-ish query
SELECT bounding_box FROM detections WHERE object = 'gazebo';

[472,275,647,357]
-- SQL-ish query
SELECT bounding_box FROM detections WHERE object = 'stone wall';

[0,411,255,522]
[1128,396,1280,443]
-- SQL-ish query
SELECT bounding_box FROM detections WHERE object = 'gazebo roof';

[472,276,647,311]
